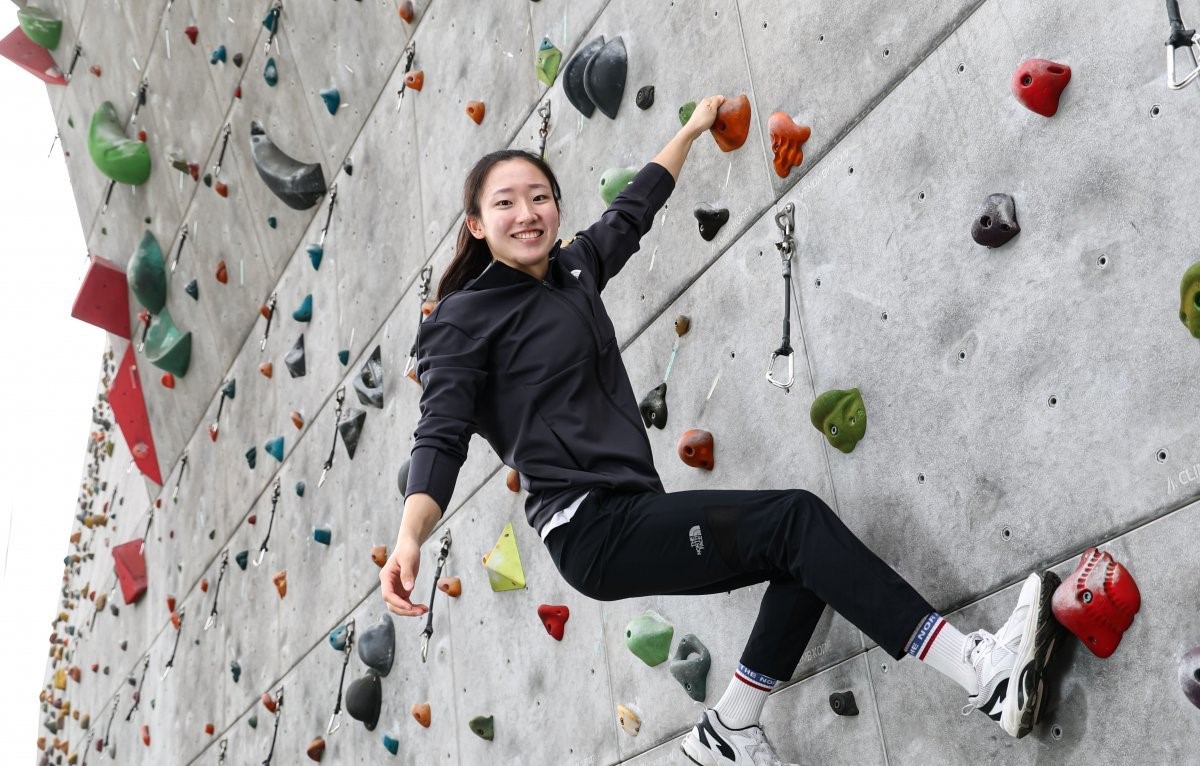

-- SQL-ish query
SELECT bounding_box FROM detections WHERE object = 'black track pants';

[543,488,934,681]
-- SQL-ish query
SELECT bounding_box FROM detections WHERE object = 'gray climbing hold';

[562,36,604,118]
[583,37,627,120]
[346,674,381,731]
[353,344,384,408]
[357,615,395,677]
[338,408,366,459]
[285,334,306,378]
[971,193,1020,248]
[829,690,858,716]
[249,120,327,210]
[668,633,711,702]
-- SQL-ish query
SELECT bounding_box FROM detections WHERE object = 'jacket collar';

[465,239,563,290]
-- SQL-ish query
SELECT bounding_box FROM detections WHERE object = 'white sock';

[907,613,979,695]
[713,664,778,729]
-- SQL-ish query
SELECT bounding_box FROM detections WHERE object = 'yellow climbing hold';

[53,668,67,690]
[482,522,526,591]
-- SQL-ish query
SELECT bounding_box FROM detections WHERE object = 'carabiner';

[1167,0,1200,89]
[326,710,341,735]
[766,347,795,391]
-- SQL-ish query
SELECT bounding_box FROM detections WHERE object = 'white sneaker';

[679,710,801,766]
[963,570,1062,738]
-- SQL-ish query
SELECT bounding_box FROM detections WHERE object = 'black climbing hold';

[562,36,605,118]
[353,345,384,408]
[397,458,410,494]
[694,204,729,242]
[338,408,366,459]
[357,615,395,676]
[639,383,668,430]
[245,446,256,469]
[184,280,199,300]
[248,120,328,211]
[222,379,236,399]
[829,691,858,716]
[971,193,1020,248]
[232,52,244,68]
[346,674,382,731]
[343,158,353,176]
[636,85,655,110]
[285,335,306,378]
[235,550,249,570]
[583,37,627,120]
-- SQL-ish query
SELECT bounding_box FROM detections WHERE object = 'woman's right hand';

[381,531,429,617]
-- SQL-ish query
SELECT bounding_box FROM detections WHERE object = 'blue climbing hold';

[265,436,284,462]
[313,527,332,545]
[307,244,323,270]
[245,446,257,469]
[329,623,350,651]
[210,45,226,65]
[338,349,350,366]
[320,87,341,115]
[382,734,399,755]
[295,480,306,497]
[292,294,313,323]
[264,57,278,87]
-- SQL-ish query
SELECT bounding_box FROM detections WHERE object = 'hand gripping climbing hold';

[1011,59,1071,117]
[249,121,328,210]
[536,38,562,86]
[1181,647,1200,710]
[306,736,325,761]
[319,88,340,116]
[88,102,151,185]
[971,194,1021,248]
[292,294,313,322]
[286,335,307,378]
[354,345,384,408]
[677,429,715,471]
[128,231,168,313]
[599,167,637,206]
[639,383,668,429]
[636,85,655,110]
[1179,262,1200,338]
[829,691,858,716]
[358,616,396,677]
[17,8,63,50]
[483,522,526,591]
[437,576,462,597]
[1051,547,1140,658]
[405,70,424,91]
[347,674,382,730]
[711,94,751,152]
[810,388,867,453]
[466,101,486,125]
[563,36,605,117]
[669,634,711,701]
[768,112,811,178]
[338,408,366,459]
[411,702,431,727]
[617,704,641,736]
[583,37,627,119]
[537,604,570,641]
[694,204,729,242]
[625,610,674,666]
[468,715,494,741]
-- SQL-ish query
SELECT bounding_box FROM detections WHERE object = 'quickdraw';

[211,124,232,181]
[125,656,151,721]
[1167,0,1200,88]
[101,693,119,758]
[259,292,278,350]
[161,607,186,679]
[204,550,230,630]
[130,79,148,124]
[537,98,552,160]
[261,686,284,766]
[101,179,116,214]
[421,528,453,662]
[171,450,188,504]
[263,2,282,56]
[135,308,151,354]
[139,499,155,556]
[217,738,228,764]
[395,42,417,111]
[253,479,283,566]
[210,379,236,440]
[326,619,356,734]
[766,203,797,391]
[169,223,189,273]
[67,43,83,80]
[315,184,339,252]
[403,267,434,382]
[318,387,347,487]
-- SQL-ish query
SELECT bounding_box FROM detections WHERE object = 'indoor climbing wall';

[26,0,1200,762]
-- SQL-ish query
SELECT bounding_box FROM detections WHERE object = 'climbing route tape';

[766,203,796,391]
[204,549,230,630]
[327,619,356,734]
[1167,0,1200,88]
[161,607,185,679]
[319,387,346,487]
[253,479,282,566]
[421,528,453,662]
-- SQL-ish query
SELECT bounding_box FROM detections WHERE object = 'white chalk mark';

[706,369,722,400]
[648,245,657,272]
[132,56,140,71]
[344,65,354,75]
[724,162,731,189]
[239,259,244,286]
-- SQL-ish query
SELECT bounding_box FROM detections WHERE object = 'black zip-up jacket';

[405,161,675,536]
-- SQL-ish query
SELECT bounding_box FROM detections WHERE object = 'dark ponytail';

[436,149,563,300]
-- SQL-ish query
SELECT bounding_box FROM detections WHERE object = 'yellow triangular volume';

[482,522,526,592]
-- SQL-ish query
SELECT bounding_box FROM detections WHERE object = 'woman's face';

[467,158,561,280]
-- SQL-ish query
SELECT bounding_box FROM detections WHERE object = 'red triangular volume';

[108,346,163,484]
[0,27,66,85]
[112,539,148,605]
[71,255,132,339]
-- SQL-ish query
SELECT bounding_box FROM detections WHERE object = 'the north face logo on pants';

[689,525,705,555]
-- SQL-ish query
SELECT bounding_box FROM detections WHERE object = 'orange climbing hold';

[208,423,219,441]
[405,70,424,91]
[272,570,287,598]
[767,112,811,178]
[89,64,101,77]
[170,611,181,630]
[466,100,485,125]
[398,0,414,23]
[161,373,175,388]
[137,130,147,142]
[677,429,715,470]
[140,724,150,746]
[421,299,437,317]
[506,469,520,492]
[411,702,431,728]
[259,303,273,319]
[68,666,81,683]
[261,691,278,713]
[437,576,462,597]
[259,362,273,378]
[215,260,228,283]
[371,545,388,568]
[290,411,304,429]
[711,94,751,152]
[306,737,326,761]
[215,181,229,198]
[204,723,214,736]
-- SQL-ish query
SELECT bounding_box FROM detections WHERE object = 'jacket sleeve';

[568,161,676,292]
[405,318,488,515]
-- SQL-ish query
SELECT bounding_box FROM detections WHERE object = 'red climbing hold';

[89,64,101,77]
[537,604,570,641]
[1011,59,1071,117]
[187,162,200,181]
[259,303,273,319]
[398,0,414,23]
[184,25,199,45]
[711,94,751,152]
[137,129,147,142]
[200,578,209,593]
[677,429,715,470]
[767,112,811,178]
[0,27,67,85]
[466,100,486,125]
[405,70,424,91]
[208,423,219,441]
[421,299,437,317]
[506,469,520,493]
[248,514,257,525]
[261,692,278,714]
[112,539,148,605]
[170,611,181,630]
[109,346,163,483]
[166,596,176,613]
[140,724,150,746]
[160,372,175,388]
[234,85,242,99]
[1052,547,1140,658]
[204,723,214,736]
[215,260,228,283]
[71,255,131,338]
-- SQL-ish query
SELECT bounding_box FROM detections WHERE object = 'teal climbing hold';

[265,436,284,462]
[295,480,306,497]
[267,216,277,229]
[230,660,241,683]
[313,527,331,545]
[222,379,237,399]
[245,446,257,469]
[235,550,249,570]
[248,714,258,729]
[292,294,313,322]
[599,167,637,207]
[320,87,341,115]
[382,734,399,755]
[307,244,324,270]
[210,45,226,65]
[184,280,199,300]
[262,6,279,32]
[329,623,350,651]
[264,57,278,86]
[128,230,168,313]
[625,610,674,666]
[338,349,350,366]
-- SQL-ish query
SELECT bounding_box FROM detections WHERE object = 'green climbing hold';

[292,294,313,322]
[625,610,673,667]
[307,244,324,270]
[337,349,350,366]
[143,309,192,376]
[320,87,341,115]
[1179,261,1200,339]
[265,436,284,462]
[535,37,562,86]
[679,101,696,127]
[230,660,241,682]
[17,8,63,50]
[599,167,637,207]
[264,57,278,86]
[809,388,867,453]
[468,715,494,741]
[382,734,399,755]
[668,633,712,702]
[235,550,249,570]
[88,102,151,185]
[483,522,526,591]
[128,231,167,313]
[245,446,257,469]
